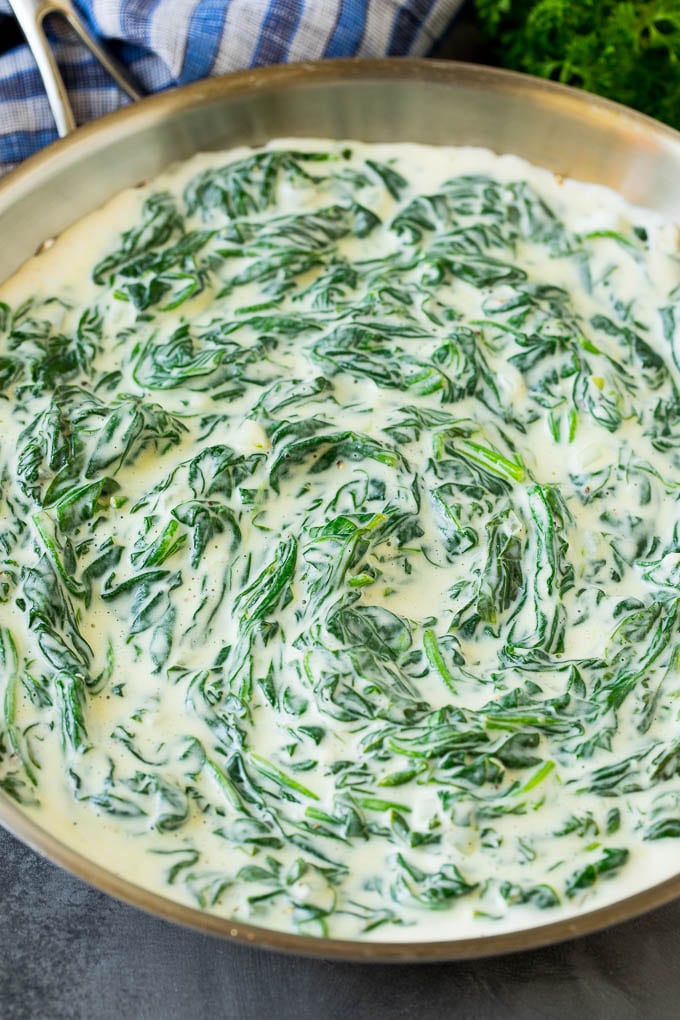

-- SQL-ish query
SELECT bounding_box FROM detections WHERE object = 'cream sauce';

[0,140,679,941]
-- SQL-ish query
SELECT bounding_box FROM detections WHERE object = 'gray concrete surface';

[1,825,679,1020]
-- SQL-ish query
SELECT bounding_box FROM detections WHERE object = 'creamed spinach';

[0,141,679,940]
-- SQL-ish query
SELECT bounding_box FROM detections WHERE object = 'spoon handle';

[7,0,143,137]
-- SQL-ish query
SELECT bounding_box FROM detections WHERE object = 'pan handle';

[8,0,143,137]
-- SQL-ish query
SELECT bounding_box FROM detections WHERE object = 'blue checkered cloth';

[0,0,464,176]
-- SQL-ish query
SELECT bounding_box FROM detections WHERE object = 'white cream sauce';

[0,140,679,941]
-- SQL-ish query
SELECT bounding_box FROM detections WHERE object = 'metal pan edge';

[1,58,680,961]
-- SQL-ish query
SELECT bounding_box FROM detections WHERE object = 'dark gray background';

[2,824,680,1020]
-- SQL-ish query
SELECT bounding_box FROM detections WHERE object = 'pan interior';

[1,61,680,960]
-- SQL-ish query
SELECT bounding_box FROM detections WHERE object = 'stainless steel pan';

[1,58,680,961]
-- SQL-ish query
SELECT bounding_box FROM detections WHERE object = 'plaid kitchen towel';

[0,0,464,176]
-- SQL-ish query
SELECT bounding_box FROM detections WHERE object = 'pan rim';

[1,57,680,961]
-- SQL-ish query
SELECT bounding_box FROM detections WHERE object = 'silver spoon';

[7,0,143,136]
